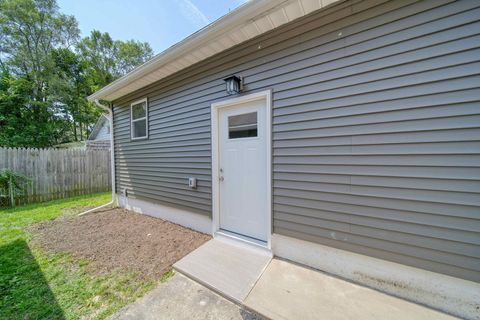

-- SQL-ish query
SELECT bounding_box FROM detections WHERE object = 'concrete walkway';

[112,239,458,320]
[109,273,264,320]
[245,259,457,320]
[174,238,457,320]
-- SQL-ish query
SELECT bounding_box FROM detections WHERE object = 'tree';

[115,40,153,77]
[0,0,79,146]
[0,0,154,148]
[77,30,154,91]
[0,69,69,147]
[0,0,80,101]
[49,48,101,141]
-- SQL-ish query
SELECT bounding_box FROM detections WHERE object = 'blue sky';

[58,0,248,54]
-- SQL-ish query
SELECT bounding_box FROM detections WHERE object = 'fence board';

[0,147,111,206]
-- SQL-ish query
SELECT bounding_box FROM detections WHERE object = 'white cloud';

[179,0,210,29]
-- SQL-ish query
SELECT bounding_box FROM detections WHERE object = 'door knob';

[219,168,224,181]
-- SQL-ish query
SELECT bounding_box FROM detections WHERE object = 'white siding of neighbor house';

[94,123,110,141]
[112,0,480,282]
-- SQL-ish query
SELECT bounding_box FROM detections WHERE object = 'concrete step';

[173,238,272,304]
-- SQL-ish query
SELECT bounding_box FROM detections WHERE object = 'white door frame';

[211,90,272,249]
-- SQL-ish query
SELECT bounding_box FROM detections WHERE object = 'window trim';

[130,97,149,140]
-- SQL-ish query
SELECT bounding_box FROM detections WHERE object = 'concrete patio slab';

[173,238,272,303]
[109,273,264,320]
[245,259,458,320]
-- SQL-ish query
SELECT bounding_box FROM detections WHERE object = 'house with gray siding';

[87,115,111,150]
[88,0,480,318]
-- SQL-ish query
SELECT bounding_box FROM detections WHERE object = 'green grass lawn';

[0,193,158,320]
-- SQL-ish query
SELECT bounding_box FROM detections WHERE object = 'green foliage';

[77,30,153,91]
[0,0,154,147]
[49,47,103,141]
[0,168,31,207]
[0,70,71,147]
[0,0,79,99]
[0,193,160,320]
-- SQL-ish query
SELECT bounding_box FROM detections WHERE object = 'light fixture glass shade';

[224,76,241,95]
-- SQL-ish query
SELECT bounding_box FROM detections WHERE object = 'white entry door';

[218,98,268,242]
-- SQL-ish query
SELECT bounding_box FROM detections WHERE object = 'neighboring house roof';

[88,0,341,102]
[88,114,110,141]
[54,141,86,149]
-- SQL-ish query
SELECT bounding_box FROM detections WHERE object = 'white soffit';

[88,0,342,102]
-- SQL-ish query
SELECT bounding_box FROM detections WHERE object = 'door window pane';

[228,112,257,139]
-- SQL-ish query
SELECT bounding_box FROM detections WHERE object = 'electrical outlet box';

[188,177,197,189]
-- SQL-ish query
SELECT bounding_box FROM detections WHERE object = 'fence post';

[8,175,14,207]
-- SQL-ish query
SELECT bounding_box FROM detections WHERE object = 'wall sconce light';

[224,75,243,95]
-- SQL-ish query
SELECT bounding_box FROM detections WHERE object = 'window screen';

[228,112,257,139]
[131,99,148,139]
[132,103,146,119]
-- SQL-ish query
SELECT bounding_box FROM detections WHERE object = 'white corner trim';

[211,90,272,249]
[118,195,212,234]
[272,233,480,320]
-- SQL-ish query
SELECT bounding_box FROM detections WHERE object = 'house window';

[228,112,257,139]
[131,98,148,140]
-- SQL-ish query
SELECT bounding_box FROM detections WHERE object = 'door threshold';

[215,230,271,255]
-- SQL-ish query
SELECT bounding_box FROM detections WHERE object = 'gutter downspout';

[79,99,116,216]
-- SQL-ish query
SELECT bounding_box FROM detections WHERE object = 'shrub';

[0,169,30,207]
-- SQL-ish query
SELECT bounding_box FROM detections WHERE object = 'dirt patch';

[29,208,211,280]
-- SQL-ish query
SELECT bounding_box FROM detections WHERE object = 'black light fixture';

[224,75,242,95]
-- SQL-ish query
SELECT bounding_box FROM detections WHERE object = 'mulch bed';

[28,208,211,280]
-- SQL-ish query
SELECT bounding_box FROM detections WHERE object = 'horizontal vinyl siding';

[113,0,480,281]
[114,102,212,214]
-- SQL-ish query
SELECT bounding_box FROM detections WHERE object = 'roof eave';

[88,0,342,102]
[87,0,279,102]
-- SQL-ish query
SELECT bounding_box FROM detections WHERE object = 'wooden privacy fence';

[0,147,111,206]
